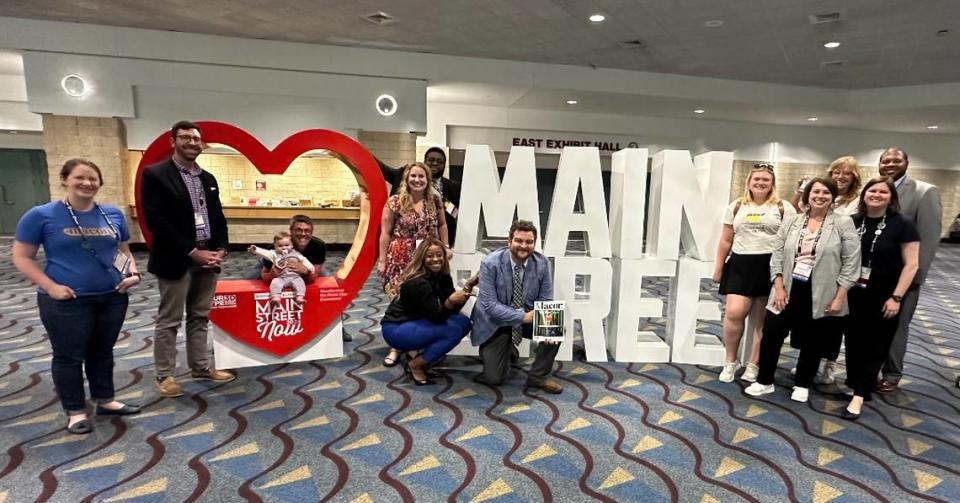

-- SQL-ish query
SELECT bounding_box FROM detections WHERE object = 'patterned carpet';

[0,237,958,502]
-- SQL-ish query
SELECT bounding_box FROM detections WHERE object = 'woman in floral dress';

[377,162,449,365]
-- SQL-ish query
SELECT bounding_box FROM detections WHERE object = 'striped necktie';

[511,264,523,345]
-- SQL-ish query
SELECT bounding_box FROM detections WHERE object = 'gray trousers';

[154,267,218,378]
[476,326,560,386]
[882,286,921,383]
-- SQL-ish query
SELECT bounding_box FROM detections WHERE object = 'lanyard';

[63,200,122,278]
[63,199,121,246]
[795,214,824,260]
[857,214,887,269]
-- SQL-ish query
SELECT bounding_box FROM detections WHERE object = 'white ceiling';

[0,0,958,89]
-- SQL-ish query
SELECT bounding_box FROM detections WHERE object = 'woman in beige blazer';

[745,177,860,403]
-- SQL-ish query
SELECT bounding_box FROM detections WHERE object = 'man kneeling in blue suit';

[470,220,562,394]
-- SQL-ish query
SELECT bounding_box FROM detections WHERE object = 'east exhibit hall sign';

[134,122,732,367]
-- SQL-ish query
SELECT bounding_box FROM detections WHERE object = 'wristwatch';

[891,294,903,303]
[125,272,143,279]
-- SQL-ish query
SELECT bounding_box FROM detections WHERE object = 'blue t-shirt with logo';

[15,201,130,296]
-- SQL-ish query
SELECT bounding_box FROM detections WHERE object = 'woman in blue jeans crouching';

[12,159,143,434]
[381,238,475,385]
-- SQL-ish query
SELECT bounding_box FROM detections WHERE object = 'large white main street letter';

[609,148,649,259]
[544,147,612,258]
[646,150,733,260]
[455,145,542,253]
[553,257,612,362]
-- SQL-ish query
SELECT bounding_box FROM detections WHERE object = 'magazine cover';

[533,301,565,343]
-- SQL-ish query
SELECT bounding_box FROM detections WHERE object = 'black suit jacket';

[377,158,461,245]
[141,158,229,279]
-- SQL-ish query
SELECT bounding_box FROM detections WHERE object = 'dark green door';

[0,149,49,235]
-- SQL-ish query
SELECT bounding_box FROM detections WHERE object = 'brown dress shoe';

[528,377,563,394]
[875,379,898,393]
[191,367,237,383]
[156,376,184,398]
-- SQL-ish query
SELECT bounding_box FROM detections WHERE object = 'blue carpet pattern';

[0,237,958,502]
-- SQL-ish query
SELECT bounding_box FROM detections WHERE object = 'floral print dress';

[382,194,442,297]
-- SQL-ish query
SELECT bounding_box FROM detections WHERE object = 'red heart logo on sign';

[134,121,386,357]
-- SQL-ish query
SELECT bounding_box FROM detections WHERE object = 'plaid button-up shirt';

[172,157,211,243]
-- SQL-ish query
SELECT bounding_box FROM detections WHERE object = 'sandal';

[404,357,434,386]
[383,349,401,367]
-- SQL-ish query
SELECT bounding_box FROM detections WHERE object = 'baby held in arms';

[248,231,315,306]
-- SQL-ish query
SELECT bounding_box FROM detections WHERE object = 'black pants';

[756,281,843,387]
[846,287,900,399]
[476,326,560,386]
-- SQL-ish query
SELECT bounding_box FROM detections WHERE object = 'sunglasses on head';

[752,163,775,172]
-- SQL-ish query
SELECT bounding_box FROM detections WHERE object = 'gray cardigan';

[767,211,861,319]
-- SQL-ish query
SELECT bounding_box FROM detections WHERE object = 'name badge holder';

[855,215,886,288]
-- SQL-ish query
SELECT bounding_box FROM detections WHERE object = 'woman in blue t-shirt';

[12,159,143,434]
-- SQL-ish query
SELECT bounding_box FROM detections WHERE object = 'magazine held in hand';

[533,301,565,343]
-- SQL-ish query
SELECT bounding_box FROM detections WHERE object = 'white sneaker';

[790,386,809,403]
[745,382,775,396]
[741,363,759,382]
[719,361,740,382]
[816,360,840,384]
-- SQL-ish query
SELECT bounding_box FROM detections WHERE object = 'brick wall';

[41,115,134,236]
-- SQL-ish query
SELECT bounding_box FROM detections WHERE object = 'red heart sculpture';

[135,121,386,357]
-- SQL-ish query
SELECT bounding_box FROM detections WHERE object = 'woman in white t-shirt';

[789,156,862,383]
[714,163,797,383]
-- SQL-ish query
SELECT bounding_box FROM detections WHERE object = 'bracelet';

[125,272,143,279]
[890,294,903,303]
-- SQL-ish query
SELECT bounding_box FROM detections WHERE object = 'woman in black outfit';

[381,238,476,385]
[843,177,919,419]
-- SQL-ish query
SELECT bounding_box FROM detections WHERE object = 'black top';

[261,237,326,270]
[382,272,456,323]
[377,158,461,246]
[852,212,920,297]
[141,158,229,279]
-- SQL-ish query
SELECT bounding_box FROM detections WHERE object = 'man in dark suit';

[470,220,562,393]
[876,147,943,392]
[378,147,461,245]
[141,120,236,398]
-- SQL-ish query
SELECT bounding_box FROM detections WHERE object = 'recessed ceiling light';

[693,109,705,114]
[565,99,578,105]
[807,117,819,122]
[589,14,605,23]
[927,125,939,129]
[823,41,841,49]
[705,19,724,28]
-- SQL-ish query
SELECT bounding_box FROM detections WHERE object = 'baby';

[248,231,315,306]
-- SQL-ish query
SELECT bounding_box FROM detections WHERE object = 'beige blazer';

[767,211,861,319]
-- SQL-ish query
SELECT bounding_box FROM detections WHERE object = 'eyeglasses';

[176,134,203,144]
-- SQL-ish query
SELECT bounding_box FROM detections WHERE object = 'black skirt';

[719,252,773,297]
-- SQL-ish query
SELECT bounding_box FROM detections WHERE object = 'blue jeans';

[37,291,129,413]
[381,314,472,363]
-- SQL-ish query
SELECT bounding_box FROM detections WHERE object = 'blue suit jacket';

[470,247,553,346]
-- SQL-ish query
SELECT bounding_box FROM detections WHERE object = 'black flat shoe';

[841,408,861,421]
[96,404,142,416]
[66,419,92,434]
[383,350,401,367]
